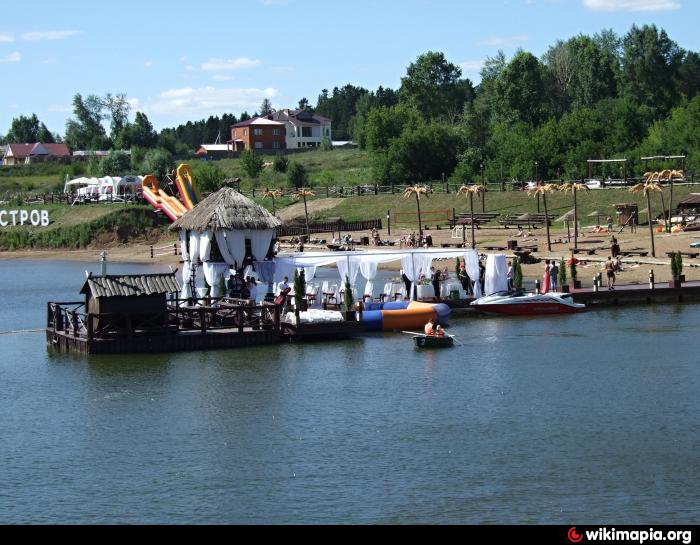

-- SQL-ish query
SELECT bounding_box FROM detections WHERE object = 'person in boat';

[435,325,445,337]
[424,319,435,336]
[542,260,551,294]
[507,261,514,291]
[549,260,559,292]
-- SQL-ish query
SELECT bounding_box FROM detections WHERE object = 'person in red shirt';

[424,319,435,336]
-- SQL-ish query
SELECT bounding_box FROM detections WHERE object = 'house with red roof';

[227,118,286,152]
[3,143,71,166]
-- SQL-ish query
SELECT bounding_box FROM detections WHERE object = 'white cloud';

[0,33,15,43]
[144,61,154,69]
[0,52,21,63]
[460,60,485,73]
[201,57,261,71]
[140,86,279,118]
[583,0,681,11]
[20,30,82,41]
[477,35,529,47]
[212,74,234,81]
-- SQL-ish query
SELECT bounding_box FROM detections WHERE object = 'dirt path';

[277,198,344,222]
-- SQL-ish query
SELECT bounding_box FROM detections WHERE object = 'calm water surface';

[1,260,699,524]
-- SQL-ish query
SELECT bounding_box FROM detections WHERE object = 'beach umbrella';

[556,209,576,240]
[588,210,606,225]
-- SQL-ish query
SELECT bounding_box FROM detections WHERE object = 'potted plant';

[558,258,568,292]
[342,275,356,321]
[293,269,308,311]
[513,257,523,291]
[568,254,582,290]
[669,251,683,288]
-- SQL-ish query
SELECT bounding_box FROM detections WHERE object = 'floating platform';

[282,320,365,342]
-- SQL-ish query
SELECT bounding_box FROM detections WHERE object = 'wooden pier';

[569,280,700,307]
[46,299,284,355]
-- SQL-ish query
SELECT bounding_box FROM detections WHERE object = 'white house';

[268,109,332,149]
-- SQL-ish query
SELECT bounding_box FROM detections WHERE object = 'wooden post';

[274,304,281,332]
[87,314,94,341]
[238,308,244,333]
[150,246,154,259]
[71,311,78,337]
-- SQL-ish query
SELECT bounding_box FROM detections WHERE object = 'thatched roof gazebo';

[170,188,282,299]
[170,187,281,233]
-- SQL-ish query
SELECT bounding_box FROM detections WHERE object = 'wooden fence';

[278,218,382,236]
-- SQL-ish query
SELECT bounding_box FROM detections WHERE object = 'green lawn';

[210,148,374,190]
[0,174,63,194]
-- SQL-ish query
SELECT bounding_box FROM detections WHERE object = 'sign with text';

[0,209,50,227]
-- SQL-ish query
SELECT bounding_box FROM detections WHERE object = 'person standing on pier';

[458,263,472,295]
[605,257,616,290]
[431,266,441,298]
[549,260,559,292]
[507,261,514,291]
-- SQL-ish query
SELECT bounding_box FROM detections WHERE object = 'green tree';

[619,24,684,117]
[315,84,369,140]
[260,98,273,116]
[64,93,110,150]
[399,51,474,123]
[287,161,308,188]
[99,150,131,176]
[240,149,264,178]
[273,153,289,173]
[194,162,225,194]
[5,114,56,143]
[104,93,131,143]
[143,148,174,181]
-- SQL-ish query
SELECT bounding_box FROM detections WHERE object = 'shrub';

[513,257,523,290]
[320,136,333,151]
[671,251,683,280]
[558,258,567,286]
[293,269,306,309]
[343,275,354,312]
[99,150,131,176]
[194,162,225,194]
[273,153,289,173]
[287,161,308,188]
[240,149,264,178]
[143,148,174,181]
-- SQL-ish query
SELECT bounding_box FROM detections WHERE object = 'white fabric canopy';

[189,232,201,264]
[223,229,246,268]
[337,255,360,288]
[463,250,482,299]
[214,230,237,266]
[181,260,193,301]
[400,253,433,300]
[359,260,378,296]
[246,229,274,262]
[485,254,508,296]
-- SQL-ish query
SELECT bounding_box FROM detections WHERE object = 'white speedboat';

[471,291,586,316]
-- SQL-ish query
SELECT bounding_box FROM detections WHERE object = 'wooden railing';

[47,299,282,341]
[278,218,382,236]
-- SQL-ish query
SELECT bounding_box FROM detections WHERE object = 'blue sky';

[1,0,697,134]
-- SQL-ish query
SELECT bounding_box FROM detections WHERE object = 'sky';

[0,0,698,135]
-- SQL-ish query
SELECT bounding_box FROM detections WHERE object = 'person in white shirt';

[277,276,290,295]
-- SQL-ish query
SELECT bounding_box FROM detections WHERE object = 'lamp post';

[480,163,485,212]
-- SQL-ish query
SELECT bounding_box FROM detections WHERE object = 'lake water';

[1,259,699,524]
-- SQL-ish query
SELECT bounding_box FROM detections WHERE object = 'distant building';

[268,108,332,149]
[195,144,233,159]
[227,118,286,152]
[3,143,71,166]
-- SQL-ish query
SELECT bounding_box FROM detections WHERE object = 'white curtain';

[202,262,230,298]
[180,260,193,301]
[255,261,276,295]
[400,252,433,300]
[337,255,360,288]
[463,250,482,299]
[246,229,274,262]
[359,261,378,297]
[189,232,201,264]
[223,229,246,268]
[199,229,212,263]
[485,254,508,296]
[214,230,237,266]
[179,230,190,262]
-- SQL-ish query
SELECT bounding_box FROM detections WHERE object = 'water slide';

[141,175,188,222]
[175,164,202,210]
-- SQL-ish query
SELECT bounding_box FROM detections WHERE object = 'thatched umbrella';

[528,184,556,251]
[170,187,281,233]
[556,209,576,241]
[588,210,605,225]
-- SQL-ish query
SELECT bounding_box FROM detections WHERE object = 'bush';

[293,269,306,309]
[513,257,523,290]
[343,275,354,312]
[240,149,264,178]
[273,153,289,173]
[194,162,225,194]
[99,150,131,176]
[130,145,148,173]
[558,258,567,286]
[143,148,174,181]
[320,136,333,151]
[287,161,308,188]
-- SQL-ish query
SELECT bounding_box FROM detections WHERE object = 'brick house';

[3,143,71,166]
[227,118,286,152]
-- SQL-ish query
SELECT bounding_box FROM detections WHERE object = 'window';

[244,129,248,136]
[255,142,263,149]
[253,128,263,136]
[272,142,281,149]
[302,127,312,138]
[272,128,280,136]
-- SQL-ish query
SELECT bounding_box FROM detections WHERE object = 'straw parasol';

[556,209,576,241]
[170,187,282,232]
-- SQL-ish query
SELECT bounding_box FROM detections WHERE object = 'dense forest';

[3,24,699,185]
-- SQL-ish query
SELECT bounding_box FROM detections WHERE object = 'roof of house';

[80,273,180,298]
[196,144,231,155]
[679,194,700,206]
[5,143,71,158]
[231,117,285,128]
[269,108,331,126]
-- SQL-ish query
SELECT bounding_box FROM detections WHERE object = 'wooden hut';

[614,203,639,226]
[80,272,180,334]
[678,194,700,214]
